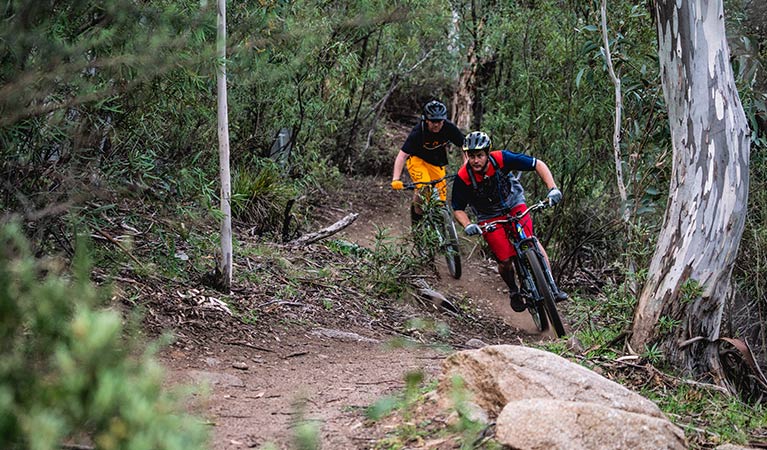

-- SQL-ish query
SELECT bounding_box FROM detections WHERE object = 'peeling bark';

[451,6,478,131]
[217,0,233,289]
[452,44,476,131]
[630,0,750,379]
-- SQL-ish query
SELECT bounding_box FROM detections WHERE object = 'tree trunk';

[630,0,750,380]
[451,6,475,131]
[600,0,628,218]
[217,0,233,289]
[452,44,475,131]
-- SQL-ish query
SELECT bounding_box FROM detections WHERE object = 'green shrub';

[0,224,208,450]
[231,160,298,235]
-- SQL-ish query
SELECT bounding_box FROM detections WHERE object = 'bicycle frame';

[402,175,462,279]
[479,200,565,336]
[404,174,456,226]
[480,201,548,267]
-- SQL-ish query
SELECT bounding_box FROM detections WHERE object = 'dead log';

[287,213,358,246]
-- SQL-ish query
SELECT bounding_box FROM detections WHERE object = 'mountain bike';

[403,175,462,279]
[479,200,566,337]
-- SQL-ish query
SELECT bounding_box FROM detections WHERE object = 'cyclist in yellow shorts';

[390,100,466,226]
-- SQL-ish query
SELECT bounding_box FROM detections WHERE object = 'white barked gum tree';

[630,0,750,382]
[217,0,232,289]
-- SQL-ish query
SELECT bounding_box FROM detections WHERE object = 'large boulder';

[438,345,664,417]
[495,399,687,450]
[438,345,687,449]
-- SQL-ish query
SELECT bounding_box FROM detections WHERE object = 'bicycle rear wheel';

[526,251,565,337]
[439,208,462,279]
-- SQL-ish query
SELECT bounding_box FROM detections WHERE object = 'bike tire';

[526,251,566,337]
[519,250,549,332]
[439,208,462,279]
[520,252,548,332]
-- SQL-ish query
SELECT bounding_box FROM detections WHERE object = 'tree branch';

[287,213,359,246]
[600,0,628,219]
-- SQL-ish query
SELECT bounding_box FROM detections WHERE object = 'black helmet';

[463,131,491,152]
[423,100,448,121]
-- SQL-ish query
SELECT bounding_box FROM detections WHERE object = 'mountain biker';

[390,100,466,226]
[451,131,568,313]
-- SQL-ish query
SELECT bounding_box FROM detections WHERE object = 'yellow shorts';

[406,155,447,201]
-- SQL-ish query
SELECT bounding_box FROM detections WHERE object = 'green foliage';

[643,383,767,447]
[366,370,427,422]
[569,282,636,356]
[0,224,207,450]
[231,160,298,234]
[331,227,422,299]
[657,315,681,335]
[446,375,495,450]
[291,399,321,450]
[641,343,664,365]
[368,374,500,450]
[680,279,703,304]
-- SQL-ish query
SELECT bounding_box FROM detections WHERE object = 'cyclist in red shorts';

[451,131,568,312]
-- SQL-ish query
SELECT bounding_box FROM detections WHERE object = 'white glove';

[547,187,562,205]
[464,224,481,236]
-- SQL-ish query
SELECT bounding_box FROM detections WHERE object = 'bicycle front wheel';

[519,252,548,333]
[439,208,462,279]
[526,251,565,337]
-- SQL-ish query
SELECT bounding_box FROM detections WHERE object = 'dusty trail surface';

[159,174,559,449]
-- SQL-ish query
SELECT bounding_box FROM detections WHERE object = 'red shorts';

[479,204,533,261]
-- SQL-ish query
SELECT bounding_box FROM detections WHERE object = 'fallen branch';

[223,341,275,353]
[287,213,358,246]
[92,227,145,268]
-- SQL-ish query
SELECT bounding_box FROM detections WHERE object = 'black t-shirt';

[401,120,465,166]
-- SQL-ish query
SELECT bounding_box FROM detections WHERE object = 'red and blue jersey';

[451,150,537,220]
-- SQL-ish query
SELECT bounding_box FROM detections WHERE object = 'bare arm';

[453,209,471,228]
[535,159,557,189]
[392,150,409,181]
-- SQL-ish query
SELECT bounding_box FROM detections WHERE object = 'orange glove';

[391,180,404,190]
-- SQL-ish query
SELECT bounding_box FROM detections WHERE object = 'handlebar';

[478,199,551,234]
[403,174,456,191]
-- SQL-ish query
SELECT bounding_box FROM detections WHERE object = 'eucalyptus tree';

[216,0,232,288]
[630,0,750,380]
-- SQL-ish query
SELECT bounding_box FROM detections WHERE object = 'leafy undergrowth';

[363,362,767,450]
[77,185,525,352]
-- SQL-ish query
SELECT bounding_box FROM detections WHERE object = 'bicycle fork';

[516,234,560,297]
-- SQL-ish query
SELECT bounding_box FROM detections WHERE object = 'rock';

[309,327,379,343]
[495,399,687,450]
[204,357,221,367]
[438,345,664,418]
[465,339,488,349]
[566,334,584,353]
[232,361,249,370]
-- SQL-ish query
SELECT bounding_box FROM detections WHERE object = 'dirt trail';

[330,177,543,337]
[160,175,557,449]
[162,332,444,449]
